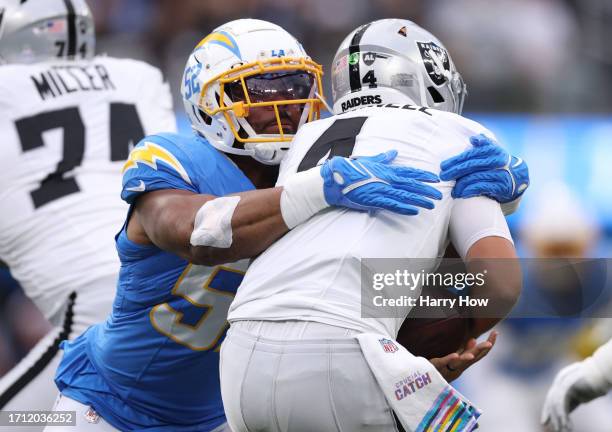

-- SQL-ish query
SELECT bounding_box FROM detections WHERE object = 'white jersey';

[0,56,176,321]
[228,106,512,337]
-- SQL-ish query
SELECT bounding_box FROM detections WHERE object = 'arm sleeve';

[449,196,513,258]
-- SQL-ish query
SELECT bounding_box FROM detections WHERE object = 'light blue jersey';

[55,132,253,431]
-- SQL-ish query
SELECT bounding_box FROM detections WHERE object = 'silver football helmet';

[331,19,466,115]
[0,0,95,64]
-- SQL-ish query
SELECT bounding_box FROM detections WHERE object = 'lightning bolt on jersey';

[228,106,512,338]
[0,57,176,321]
[55,133,254,431]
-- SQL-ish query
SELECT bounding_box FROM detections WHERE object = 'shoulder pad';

[121,134,198,204]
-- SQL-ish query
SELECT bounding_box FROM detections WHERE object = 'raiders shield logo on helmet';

[416,41,450,86]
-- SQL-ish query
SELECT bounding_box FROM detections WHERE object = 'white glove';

[541,341,612,432]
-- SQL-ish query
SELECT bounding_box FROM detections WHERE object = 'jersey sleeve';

[431,111,501,164]
[449,196,513,258]
[121,134,198,204]
[440,111,499,143]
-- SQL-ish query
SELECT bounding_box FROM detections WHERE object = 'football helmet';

[0,0,95,64]
[182,19,324,165]
[331,19,466,115]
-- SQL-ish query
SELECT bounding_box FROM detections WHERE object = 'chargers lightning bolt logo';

[194,31,241,59]
[122,142,192,185]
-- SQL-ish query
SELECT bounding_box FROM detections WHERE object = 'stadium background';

[1,1,611,430]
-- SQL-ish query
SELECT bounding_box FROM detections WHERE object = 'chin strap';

[245,142,286,165]
[195,126,287,165]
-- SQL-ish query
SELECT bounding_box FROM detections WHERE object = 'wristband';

[280,167,329,229]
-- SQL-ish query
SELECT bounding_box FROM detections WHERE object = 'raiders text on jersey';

[341,94,382,111]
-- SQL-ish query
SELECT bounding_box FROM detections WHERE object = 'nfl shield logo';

[84,407,100,424]
[379,338,399,353]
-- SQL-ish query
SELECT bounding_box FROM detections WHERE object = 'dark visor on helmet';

[226,71,315,104]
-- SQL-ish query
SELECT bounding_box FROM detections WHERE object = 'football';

[396,286,471,359]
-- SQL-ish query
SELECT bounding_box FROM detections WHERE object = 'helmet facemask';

[449,71,467,115]
[199,56,324,164]
[225,71,315,137]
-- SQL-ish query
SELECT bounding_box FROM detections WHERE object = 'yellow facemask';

[198,56,325,144]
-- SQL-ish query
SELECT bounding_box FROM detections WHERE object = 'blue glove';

[439,134,529,203]
[321,150,442,215]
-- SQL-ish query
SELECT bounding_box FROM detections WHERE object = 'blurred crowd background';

[2,1,612,430]
[88,0,612,113]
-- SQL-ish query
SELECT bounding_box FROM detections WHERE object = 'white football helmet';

[0,0,95,64]
[331,19,466,115]
[182,19,324,165]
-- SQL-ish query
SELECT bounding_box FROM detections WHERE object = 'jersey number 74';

[15,103,144,208]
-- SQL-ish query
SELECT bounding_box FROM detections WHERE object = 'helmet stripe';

[348,23,372,92]
[62,0,77,57]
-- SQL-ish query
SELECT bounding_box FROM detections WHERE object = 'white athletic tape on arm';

[280,167,329,229]
[190,196,241,248]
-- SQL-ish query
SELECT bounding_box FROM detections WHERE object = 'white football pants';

[220,320,404,432]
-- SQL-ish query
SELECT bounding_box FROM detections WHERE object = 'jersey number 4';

[150,264,245,351]
[15,104,144,208]
[297,117,367,172]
